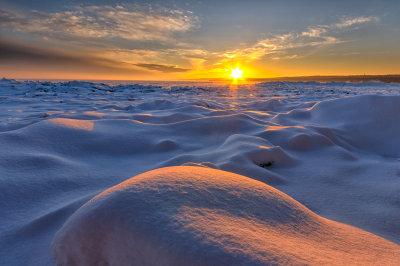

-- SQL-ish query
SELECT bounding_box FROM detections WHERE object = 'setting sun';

[230,67,243,79]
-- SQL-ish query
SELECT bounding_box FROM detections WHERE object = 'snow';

[52,166,400,265]
[0,78,400,265]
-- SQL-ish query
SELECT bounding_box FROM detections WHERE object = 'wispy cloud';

[301,16,379,37]
[221,16,379,63]
[103,48,209,62]
[134,63,190,73]
[334,16,378,29]
[0,5,198,42]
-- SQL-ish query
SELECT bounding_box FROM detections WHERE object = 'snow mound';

[273,95,400,156]
[52,166,400,265]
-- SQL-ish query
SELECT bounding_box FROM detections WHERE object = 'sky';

[0,0,399,80]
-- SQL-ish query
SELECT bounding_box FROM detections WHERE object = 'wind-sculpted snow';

[0,78,400,265]
[273,95,400,157]
[52,166,400,265]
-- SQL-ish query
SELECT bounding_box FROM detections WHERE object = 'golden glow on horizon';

[4,52,398,81]
[229,67,243,79]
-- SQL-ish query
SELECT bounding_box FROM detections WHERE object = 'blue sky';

[0,0,399,79]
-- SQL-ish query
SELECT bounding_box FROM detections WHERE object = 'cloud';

[301,28,327,37]
[0,5,198,42]
[103,47,209,62]
[334,16,379,29]
[0,38,148,75]
[221,16,378,63]
[134,63,190,73]
[301,16,378,38]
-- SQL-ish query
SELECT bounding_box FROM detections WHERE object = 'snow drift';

[52,166,400,265]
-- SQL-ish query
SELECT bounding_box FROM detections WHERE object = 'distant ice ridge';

[0,78,400,265]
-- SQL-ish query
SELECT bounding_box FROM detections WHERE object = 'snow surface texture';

[1,78,400,265]
[52,166,400,265]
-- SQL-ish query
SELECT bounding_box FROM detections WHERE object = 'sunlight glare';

[230,67,243,79]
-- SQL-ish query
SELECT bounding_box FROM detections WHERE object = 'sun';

[229,67,243,79]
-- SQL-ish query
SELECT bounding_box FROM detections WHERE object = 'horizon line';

[3,74,400,83]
